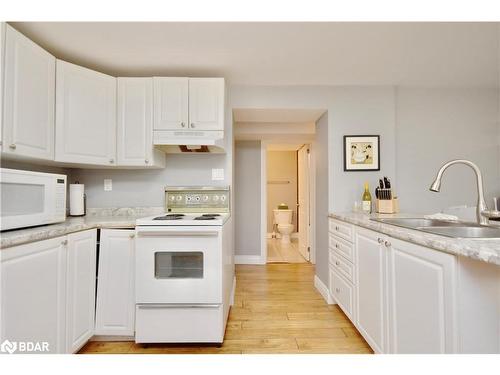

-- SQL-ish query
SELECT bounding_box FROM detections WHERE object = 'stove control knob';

[186,196,192,202]
[221,195,227,202]
[203,195,209,201]
[169,195,176,201]
[195,196,201,202]
[176,195,182,201]
[213,195,219,202]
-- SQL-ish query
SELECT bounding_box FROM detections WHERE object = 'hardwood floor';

[78,263,372,354]
[267,238,308,263]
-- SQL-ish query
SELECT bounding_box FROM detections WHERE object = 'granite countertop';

[0,207,164,250]
[329,212,500,266]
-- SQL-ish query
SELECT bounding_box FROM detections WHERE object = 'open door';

[297,144,310,261]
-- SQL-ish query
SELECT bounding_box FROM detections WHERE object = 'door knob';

[384,241,392,247]
[378,238,384,244]
[190,123,195,128]
[181,122,185,127]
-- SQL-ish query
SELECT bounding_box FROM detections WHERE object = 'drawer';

[329,250,355,284]
[135,305,224,343]
[329,270,354,321]
[328,234,354,262]
[329,218,354,243]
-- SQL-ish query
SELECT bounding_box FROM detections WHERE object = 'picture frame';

[343,135,380,171]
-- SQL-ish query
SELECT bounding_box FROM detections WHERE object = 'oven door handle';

[138,304,221,309]
[136,228,219,237]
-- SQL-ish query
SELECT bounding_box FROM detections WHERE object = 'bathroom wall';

[267,150,298,233]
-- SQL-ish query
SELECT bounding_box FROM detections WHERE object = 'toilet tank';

[273,209,293,224]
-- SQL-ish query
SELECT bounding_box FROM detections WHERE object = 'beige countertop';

[329,212,500,266]
[0,207,164,249]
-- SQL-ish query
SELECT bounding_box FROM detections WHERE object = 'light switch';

[212,168,224,181]
[104,179,112,191]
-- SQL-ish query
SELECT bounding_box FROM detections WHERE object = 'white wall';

[396,87,500,213]
[234,140,261,256]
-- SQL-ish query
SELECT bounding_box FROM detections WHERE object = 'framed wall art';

[343,135,380,171]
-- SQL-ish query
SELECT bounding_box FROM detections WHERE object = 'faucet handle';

[481,210,500,220]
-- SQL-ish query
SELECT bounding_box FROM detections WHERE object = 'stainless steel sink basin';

[420,226,500,239]
[371,218,472,229]
[370,217,500,239]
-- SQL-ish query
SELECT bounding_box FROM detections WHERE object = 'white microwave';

[0,168,67,231]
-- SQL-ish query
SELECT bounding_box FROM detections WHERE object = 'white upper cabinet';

[153,77,188,130]
[55,59,116,165]
[188,78,224,131]
[2,24,56,160]
[387,237,457,354]
[153,77,224,132]
[117,77,165,167]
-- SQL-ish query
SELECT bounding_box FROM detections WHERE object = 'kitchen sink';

[370,217,500,239]
[371,217,473,229]
[419,226,500,239]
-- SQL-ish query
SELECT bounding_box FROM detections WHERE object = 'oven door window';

[154,252,204,279]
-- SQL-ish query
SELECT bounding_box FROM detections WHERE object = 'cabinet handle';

[335,261,340,266]
[129,234,135,239]
[378,238,384,244]
[335,288,341,293]
[335,243,339,249]
[145,159,149,164]
[61,240,68,246]
[9,143,16,150]
[190,123,195,128]
[181,122,185,127]
[335,226,339,231]
[109,159,114,164]
[385,241,391,247]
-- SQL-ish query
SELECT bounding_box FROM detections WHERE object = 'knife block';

[376,198,399,214]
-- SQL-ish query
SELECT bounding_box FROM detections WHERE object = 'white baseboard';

[314,275,334,304]
[235,255,266,264]
[91,335,135,342]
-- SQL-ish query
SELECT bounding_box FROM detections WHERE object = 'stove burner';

[153,214,185,221]
[194,216,217,220]
[201,214,221,217]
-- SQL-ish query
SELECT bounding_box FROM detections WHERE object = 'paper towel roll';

[70,183,85,216]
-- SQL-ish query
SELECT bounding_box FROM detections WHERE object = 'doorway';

[265,143,312,264]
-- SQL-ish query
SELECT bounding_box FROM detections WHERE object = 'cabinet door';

[1,236,67,354]
[153,77,188,130]
[66,229,97,353]
[55,60,116,165]
[95,229,135,336]
[3,24,55,160]
[354,228,387,353]
[188,78,224,131]
[117,77,153,166]
[388,237,457,353]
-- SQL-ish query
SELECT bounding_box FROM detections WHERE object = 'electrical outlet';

[212,168,224,181]
[104,179,112,191]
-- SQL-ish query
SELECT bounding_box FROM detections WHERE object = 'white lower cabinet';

[0,229,97,354]
[1,236,67,353]
[354,228,388,353]
[95,229,135,336]
[66,229,97,353]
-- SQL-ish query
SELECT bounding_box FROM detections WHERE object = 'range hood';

[153,130,226,154]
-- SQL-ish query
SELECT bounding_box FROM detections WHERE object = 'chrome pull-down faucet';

[429,159,490,225]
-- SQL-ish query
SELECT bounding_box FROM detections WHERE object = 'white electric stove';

[134,186,233,344]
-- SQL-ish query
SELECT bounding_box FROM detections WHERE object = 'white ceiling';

[10,22,500,87]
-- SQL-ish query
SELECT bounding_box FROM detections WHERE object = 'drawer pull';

[378,238,384,244]
[385,241,392,247]
[335,261,340,266]
[335,243,339,249]
[335,226,339,231]
[61,240,68,246]
[129,233,135,239]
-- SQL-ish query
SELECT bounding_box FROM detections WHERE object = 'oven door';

[135,226,222,304]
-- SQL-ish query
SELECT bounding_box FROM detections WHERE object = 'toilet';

[273,209,294,244]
